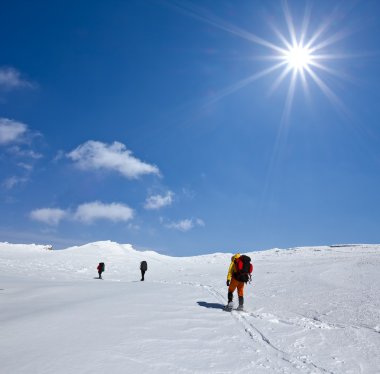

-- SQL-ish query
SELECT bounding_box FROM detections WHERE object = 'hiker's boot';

[228,291,233,304]
[224,291,234,311]
[237,296,244,311]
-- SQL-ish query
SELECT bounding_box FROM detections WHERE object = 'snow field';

[1,242,379,373]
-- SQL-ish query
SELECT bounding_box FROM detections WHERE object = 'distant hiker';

[97,262,105,279]
[224,253,253,311]
[140,261,148,281]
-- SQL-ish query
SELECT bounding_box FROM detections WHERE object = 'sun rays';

[249,1,352,120]
[170,0,355,120]
[165,0,363,218]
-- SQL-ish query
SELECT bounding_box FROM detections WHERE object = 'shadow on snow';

[197,301,225,310]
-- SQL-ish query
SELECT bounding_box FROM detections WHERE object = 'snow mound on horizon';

[0,242,53,251]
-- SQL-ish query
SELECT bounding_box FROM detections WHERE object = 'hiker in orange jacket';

[225,253,253,311]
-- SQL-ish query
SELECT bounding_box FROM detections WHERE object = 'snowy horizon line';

[0,240,377,257]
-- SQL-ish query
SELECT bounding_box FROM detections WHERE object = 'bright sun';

[285,44,312,70]
[176,0,352,119]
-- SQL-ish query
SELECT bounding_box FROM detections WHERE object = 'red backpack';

[97,262,105,272]
[234,255,253,283]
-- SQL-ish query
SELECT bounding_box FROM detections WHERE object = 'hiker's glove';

[226,280,230,287]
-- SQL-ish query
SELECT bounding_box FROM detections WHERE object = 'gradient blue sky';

[1,0,379,255]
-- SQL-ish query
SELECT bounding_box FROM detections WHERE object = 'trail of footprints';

[154,279,376,373]
[198,281,333,374]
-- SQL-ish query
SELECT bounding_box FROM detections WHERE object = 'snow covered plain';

[1,241,379,374]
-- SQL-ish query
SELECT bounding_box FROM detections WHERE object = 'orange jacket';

[227,253,241,282]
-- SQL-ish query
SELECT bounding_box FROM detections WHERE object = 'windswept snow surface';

[1,241,379,374]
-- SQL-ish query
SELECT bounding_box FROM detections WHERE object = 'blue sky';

[1,0,379,255]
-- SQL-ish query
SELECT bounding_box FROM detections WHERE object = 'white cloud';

[165,217,205,232]
[195,218,205,227]
[0,118,27,145]
[2,176,28,190]
[53,150,65,162]
[0,120,42,192]
[166,219,193,232]
[144,191,174,210]
[128,223,140,230]
[0,67,35,90]
[8,145,43,159]
[30,208,68,226]
[74,201,134,224]
[30,201,135,226]
[67,141,160,179]
[17,162,33,171]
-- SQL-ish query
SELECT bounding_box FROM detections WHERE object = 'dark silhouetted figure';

[97,262,105,279]
[140,261,147,281]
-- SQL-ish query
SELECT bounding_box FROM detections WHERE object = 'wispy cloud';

[16,162,33,171]
[0,67,35,90]
[128,223,141,230]
[67,141,160,179]
[144,191,174,210]
[73,201,134,224]
[0,118,43,189]
[53,150,65,162]
[195,218,205,227]
[0,118,27,145]
[8,145,43,159]
[30,208,68,226]
[164,217,205,232]
[2,176,28,190]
